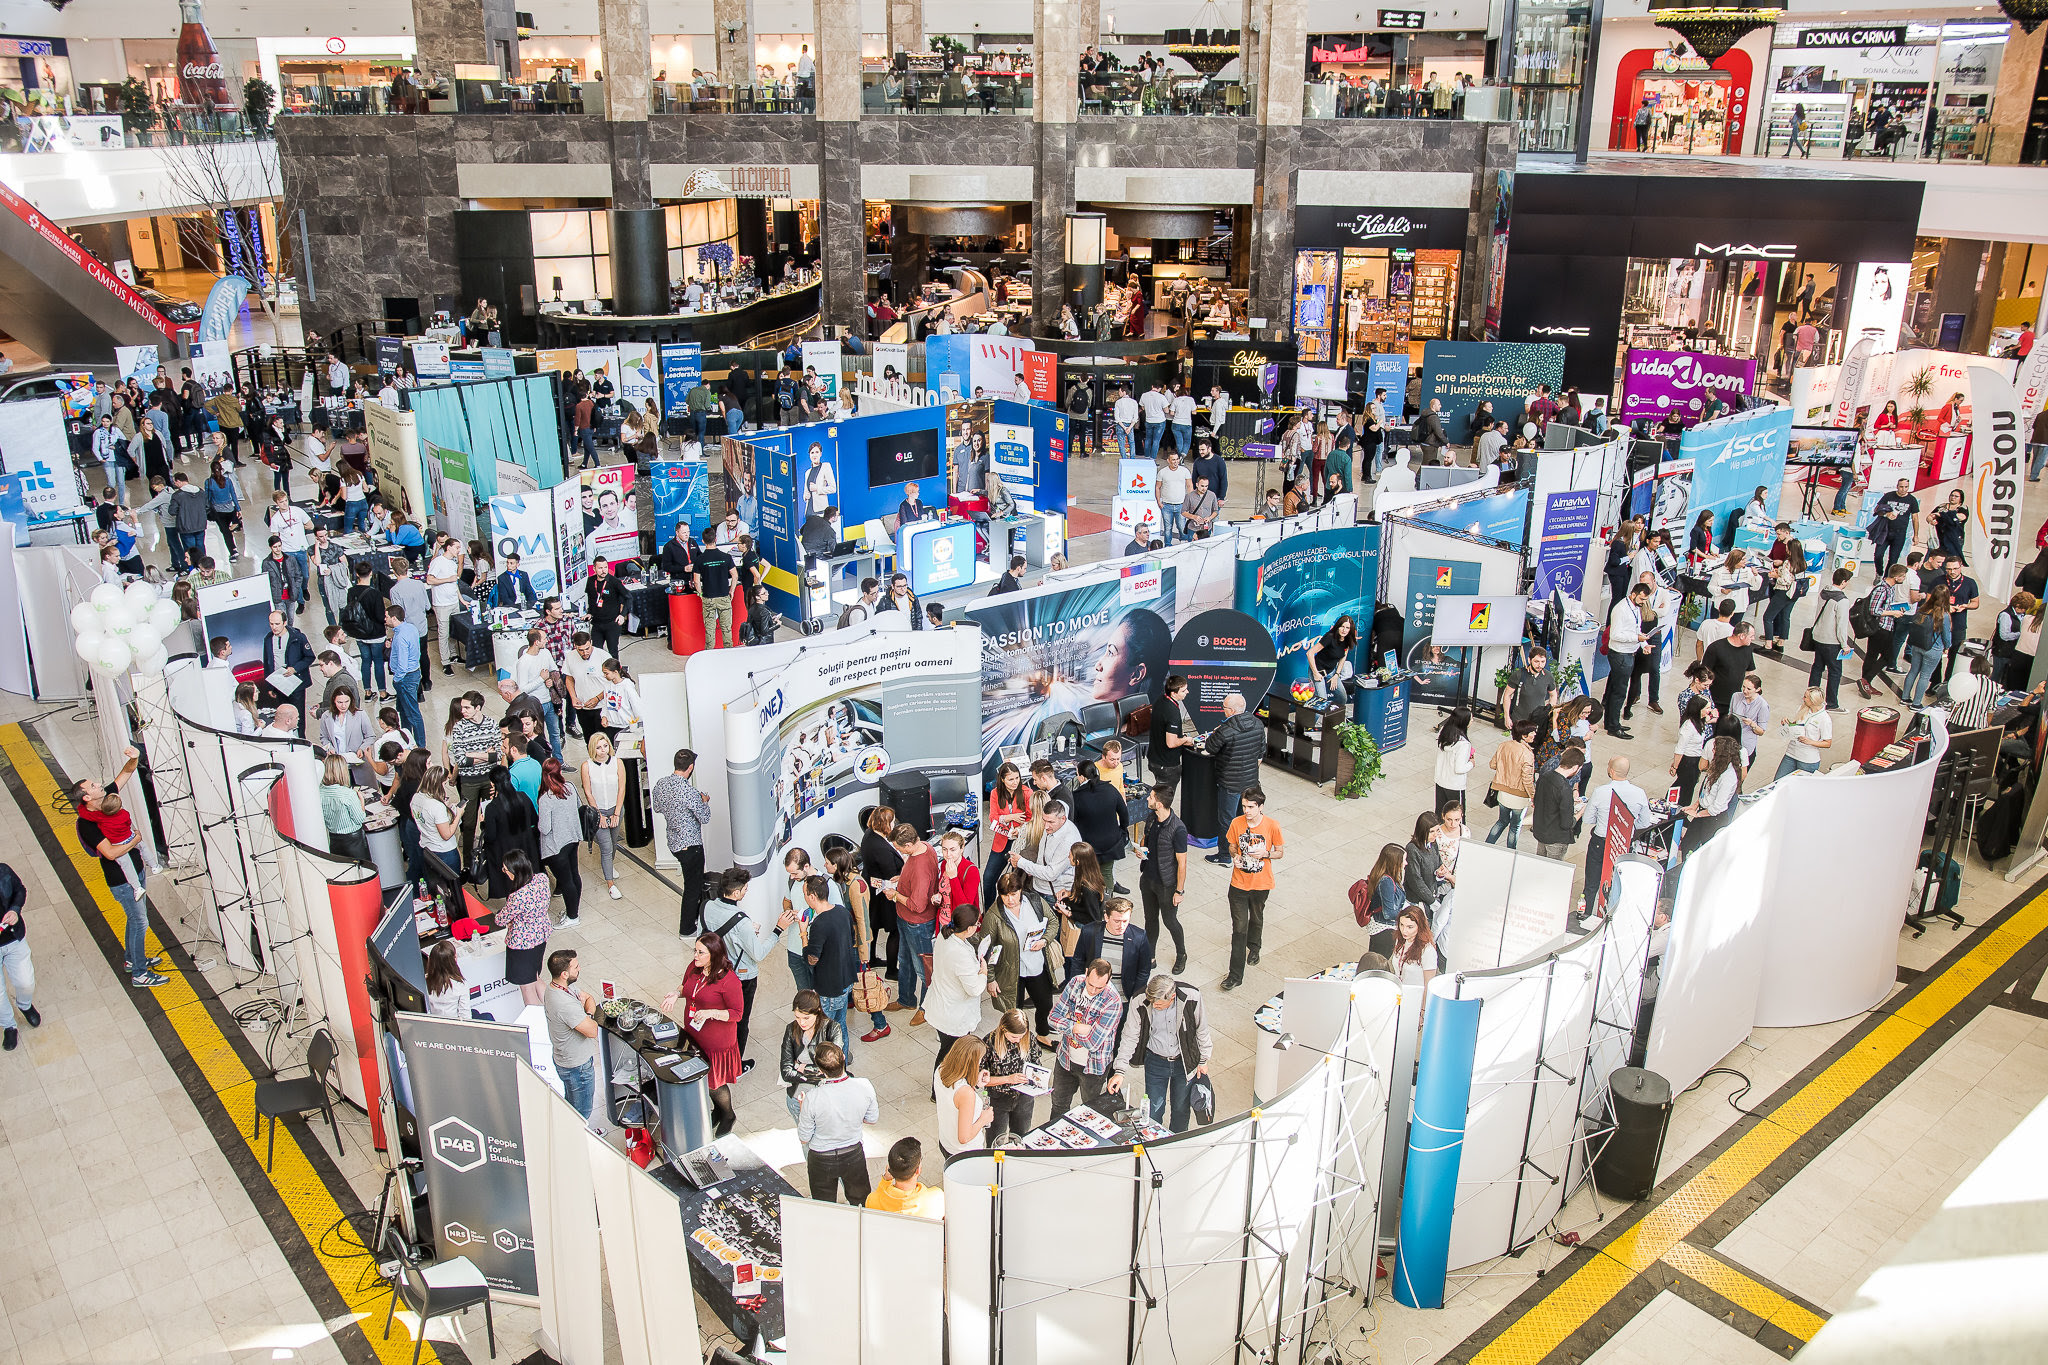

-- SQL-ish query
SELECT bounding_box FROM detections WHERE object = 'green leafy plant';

[1555,657,1585,696]
[116,77,158,133]
[928,34,968,60]
[1493,663,1515,693]
[242,76,276,130]
[1333,722,1384,801]
[1903,364,1935,438]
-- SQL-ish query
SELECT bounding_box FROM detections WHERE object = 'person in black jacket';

[0,862,39,1049]
[1150,674,1193,789]
[477,766,543,897]
[261,609,313,733]
[1073,898,1154,1001]
[657,523,701,583]
[1530,748,1585,860]
[1402,810,1443,916]
[860,808,905,973]
[345,561,393,698]
[1202,693,1264,866]
[780,987,844,1119]
[990,555,1027,596]
[584,557,627,659]
[1069,759,1130,894]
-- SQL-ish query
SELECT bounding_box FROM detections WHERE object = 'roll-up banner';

[1392,991,1482,1309]
[1967,364,2023,602]
[552,478,587,595]
[651,460,710,547]
[722,627,982,871]
[1832,336,1876,430]
[617,341,659,410]
[362,401,425,525]
[396,1012,539,1297]
[575,347,618,384]
[1233,525,1381,702]
[574,465,640,569]
[490,490,564,595]
[1677,405,1794,553]
[660,343,704,424]
[800,340,844,397]
[482,348,519,379]
[426,441,478,545]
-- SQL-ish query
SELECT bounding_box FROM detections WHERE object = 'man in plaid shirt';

[1047,959,1126,1118]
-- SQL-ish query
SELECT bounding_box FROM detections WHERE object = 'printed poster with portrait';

[578,465,641,567]
[960,566,1179,783]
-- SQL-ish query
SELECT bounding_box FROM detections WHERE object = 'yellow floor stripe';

[1660,1242,1827,1343]
[1470,884,2048,1363]
[1,726,445,1365]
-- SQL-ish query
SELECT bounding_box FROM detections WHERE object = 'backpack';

[1848,592,1875,639]
[342,589,377,639]
[1349,879,1373,928]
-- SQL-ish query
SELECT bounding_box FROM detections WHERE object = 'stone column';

[598,0,654,209]
[888,0,923,58]
[413,0,489,76]
[816,0,866,335]
[1033,0,1086,335]
[714,0,756,89]
[890,207,927,308]
[1990,25,2046,164]
[1932,238,1988,350]
[1248,0,1308,335]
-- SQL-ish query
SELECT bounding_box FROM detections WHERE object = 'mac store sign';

[1499,170,1924,391]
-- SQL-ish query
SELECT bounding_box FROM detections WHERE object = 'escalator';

[0,179,177,364]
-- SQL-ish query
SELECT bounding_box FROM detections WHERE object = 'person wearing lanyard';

[1677,736,1742,896]
[1937,558,1980,689]
[544,949,602,1121]
[795,1043,877,1205]
[1604,584,1652,739]
[1137,785,1189,975]
[650,748,712,935]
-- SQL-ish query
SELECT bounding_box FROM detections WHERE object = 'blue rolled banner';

[1392,992,1481,1309]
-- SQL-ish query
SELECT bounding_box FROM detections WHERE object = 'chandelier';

[1165,0,1242,76]
[2000,0,2048,34]
[1646,1,1782,64]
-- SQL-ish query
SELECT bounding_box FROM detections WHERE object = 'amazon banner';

[1233,525,1382,703]
[961,563,1181,785]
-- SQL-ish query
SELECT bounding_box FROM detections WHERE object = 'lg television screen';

[867,427,940,488]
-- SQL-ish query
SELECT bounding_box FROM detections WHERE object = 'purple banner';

[1619,349,1758,427]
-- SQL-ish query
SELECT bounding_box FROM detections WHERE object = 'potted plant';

[1332,721,1384,801]
[243,76,276,133]
[116,77,158,141]
[1902,364,1935,441]
[1555,656,1585,697]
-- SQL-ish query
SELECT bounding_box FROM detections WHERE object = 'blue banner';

[448,358,485,382]
[1235,525,1382,703]
[1393,994,1482,1309]
[1419,341,1566,443]
[651,460,710,548]
[1532,488,1599,598]
[197,275,251,342]
[660,343,704,422]
[373,335,404,377]
[905,520,977,597]
[1679,405,1794,554]
[481,348,517,379]
[1368,353,1409,409]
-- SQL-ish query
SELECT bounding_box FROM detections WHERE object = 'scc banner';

[1967,365,2023,602]
[1234,525,1380,703]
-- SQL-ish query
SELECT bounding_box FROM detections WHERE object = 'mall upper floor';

[3,0,2045,166]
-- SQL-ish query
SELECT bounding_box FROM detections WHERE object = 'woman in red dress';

[666,932,745,1136]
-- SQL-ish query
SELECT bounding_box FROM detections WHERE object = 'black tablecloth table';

[645,1136,795,1353]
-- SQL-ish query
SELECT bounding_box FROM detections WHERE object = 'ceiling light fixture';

[1647,0,1782,62]
[1998,0,2048,31]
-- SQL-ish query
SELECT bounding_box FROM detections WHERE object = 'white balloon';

[1946,672,1980,702]
[69,603,98,633]
[101,604,136,634]
[133,645,169,675]
[1523,422,1538,440]
[123,580,159,611]
[73,631,105,661]
[147,600,181,636]
[90,583,124,610]
[96,638,132,674]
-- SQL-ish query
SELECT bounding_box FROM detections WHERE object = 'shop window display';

[1293,246,1460,364]
[1758,21,2003,163]
[1609,46,1753,155]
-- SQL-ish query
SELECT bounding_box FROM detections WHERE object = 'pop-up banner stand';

[1040,530,1241,621]
[1374,464,1504,522]
[944,974,1401,1364]
[1377,517,1528,707]
[1232,523,1384,702]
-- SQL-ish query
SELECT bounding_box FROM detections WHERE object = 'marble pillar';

[714,0,756,89]
[1933,238,1988,349]
[1035,0,1082,125]
[1076,0,1100,50]
[1990,25,2046,165]
[813,0,861,122]
[610,122,652,210]
[1033,0,1085,334]
[890,207,927,309]
[414,0,488,76]
[1247,0,1307,334]
[1253,0,1306,129]
[887,0,923,58]
[597,0,652,122]
[819,123,866,333]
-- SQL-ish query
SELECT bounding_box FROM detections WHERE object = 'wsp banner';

[1968,364,2023,602]
[660,343,704,423]
[1677,404,1794,553]
[1619,348,1756,428]
[1234,525,1382,701]
[395,1013,537,1296]
[651,459,711,547]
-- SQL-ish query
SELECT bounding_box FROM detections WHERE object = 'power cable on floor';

[1682,1066,1759,1116]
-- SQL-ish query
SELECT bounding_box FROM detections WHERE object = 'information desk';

[1212,406,1306,460]
[645,1135,794,1355]
[597,1003,712,1152]
[363,800,407,890]
[535,283,821,351]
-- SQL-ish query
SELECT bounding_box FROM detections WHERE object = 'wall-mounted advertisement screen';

[867,426,940,489]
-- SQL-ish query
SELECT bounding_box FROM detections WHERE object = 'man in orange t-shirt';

[866,1137,945,1220]
[1222,787,1283,992]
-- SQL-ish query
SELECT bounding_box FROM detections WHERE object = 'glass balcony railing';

[862,69,1033,115]
[1079,72,1252,116]
[1304,79,1480,120]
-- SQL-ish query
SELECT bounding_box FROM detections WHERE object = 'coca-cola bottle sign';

[177,0,238,111]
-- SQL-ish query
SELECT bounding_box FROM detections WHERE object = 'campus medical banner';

[1618,349,1756,429]
[723,627,982,870]
[660,343,704,424]
[396,1013,538,1297]
[960,564,1180,783]
[1235,525,1382,702]
[617,342,659,409]
[651,460,711,547]
[1967,364,2023,602]
[490,490,565,596]
[1419,341,1566,439]
[1678,404,1794,553]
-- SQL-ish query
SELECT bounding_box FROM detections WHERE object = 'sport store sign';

[1296,205,1468,252]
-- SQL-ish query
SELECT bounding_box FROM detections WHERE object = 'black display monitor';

[867,427,940,489]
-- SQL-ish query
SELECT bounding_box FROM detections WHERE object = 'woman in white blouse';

[1433,707,1475,815]
[231,682,262,735]
[935,1035,992,1156]
[925,904,990,1070]
[424,940,470,1019]
[580,730,625,900]
[1773,686,1834,781]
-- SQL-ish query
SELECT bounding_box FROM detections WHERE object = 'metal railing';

[1304,82,1475,120]
[862,70,1032,115]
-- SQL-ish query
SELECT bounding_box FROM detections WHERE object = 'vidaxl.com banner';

[962,564,1181,784]
[396,1013,537,1297]
[1234,525,1381,703]
[1619,348,1756,429]
[723,628,982,871]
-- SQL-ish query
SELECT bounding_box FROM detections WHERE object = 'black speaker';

[1594,1067,1672,1201]
[879,770,933,838]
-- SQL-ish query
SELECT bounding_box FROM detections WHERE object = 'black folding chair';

[381,1225,495,1364]
[251,1027,343,1171]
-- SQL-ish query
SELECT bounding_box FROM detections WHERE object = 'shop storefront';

[659,163,821,292]
[1502,0,1594,152]
[1609,45,1755,155]
[1757,20,2006,162]
[1304,32,1485,118]
[1500,170,1923,401]
[1292,205,1466,365]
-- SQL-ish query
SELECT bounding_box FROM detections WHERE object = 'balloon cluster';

[71,581,181,676]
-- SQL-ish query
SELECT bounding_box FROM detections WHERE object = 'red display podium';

[668,590,706,657]
[1852,706,1901,764]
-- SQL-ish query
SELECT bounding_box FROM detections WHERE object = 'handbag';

[1799,626,1817,652]
[579,806,600,843]
[851,967,892,1015]
[1058,912,1081,959]
[1484,785,1500,808]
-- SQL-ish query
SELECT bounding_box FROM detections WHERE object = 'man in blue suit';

[493,553,537,610]
[260,609,314,734]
